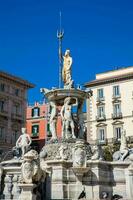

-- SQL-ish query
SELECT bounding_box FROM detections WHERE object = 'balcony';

[31,134,39,139]
[96,96,105,102]
[0,110,8,118]
[96,114,106,122]
[97,139,107,145]
[112,94,121,100]
[112,112,122,120]
[113,137,121,144]
[11,113,24,121]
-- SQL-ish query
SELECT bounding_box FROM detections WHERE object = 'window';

[113,103,121,115]
[47,123,50,132]
[113,85,120,97]
[0,100,4,112]
[0,127,4,139]
[115,127,121,139]
[97,88,104,99]
[32,107,40,117]
[32,125,39,137]
[13,104,20,115]
[15,89,19,96]
[98,129,105,141]
[12,130,19,143]
[98,106,105,117]
[0,83,5,92]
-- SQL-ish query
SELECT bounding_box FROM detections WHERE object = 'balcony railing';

[97,139,107,145]
[0,110,8,117]
[11,113,23,121]
[112,112,122,119]
[112,93,121,99]
[113,137,121,144]
[96,96,105,102]
[31,134,39,138]
[96,114,106,122]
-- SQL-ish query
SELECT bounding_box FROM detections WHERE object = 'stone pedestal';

[72,167,89,200]
[18,183,37,200]
[0,167,3,193]
[125,163,133,200]
[46,160,70,200]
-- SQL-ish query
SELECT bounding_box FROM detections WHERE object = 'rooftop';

[84,66,133,87]
[0,70,35,88]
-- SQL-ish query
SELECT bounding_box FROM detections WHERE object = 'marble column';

[12,175,21,199]
[0,167,3,193]
[3,174,13,199]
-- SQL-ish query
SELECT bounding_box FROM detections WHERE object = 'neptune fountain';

[0,34,133,200]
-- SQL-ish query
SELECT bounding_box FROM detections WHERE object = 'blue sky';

[0,0,133,103]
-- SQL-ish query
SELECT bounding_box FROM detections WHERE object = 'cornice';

[0,70,35,88]
[84,73,133,88]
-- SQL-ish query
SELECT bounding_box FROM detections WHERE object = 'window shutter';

[38,108,40,116]
[31,108,34,117]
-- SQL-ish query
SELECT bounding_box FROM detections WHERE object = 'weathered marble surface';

[40,139,92,162]
[113,129,133,162]
[20,150,43,184]
[18,183,37,200]
[0,157,132,200]
[42,160,131,200]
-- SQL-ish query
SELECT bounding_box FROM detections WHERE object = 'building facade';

[85,66,133,145]
[26,101,62,150]
[0,70,34,157]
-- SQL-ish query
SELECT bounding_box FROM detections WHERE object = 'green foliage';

[103,143,120,161]
[112,143,120,153]
[103,146,113,161]
[129,144,133,149]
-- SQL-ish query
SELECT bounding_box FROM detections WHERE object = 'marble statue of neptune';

[62,49,72,86]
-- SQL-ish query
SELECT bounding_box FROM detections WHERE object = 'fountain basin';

[44,88,89,105]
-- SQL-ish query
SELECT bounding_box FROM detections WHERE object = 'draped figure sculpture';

[120,129,129,161]
[62,49,73,88]
[49,101,58,139]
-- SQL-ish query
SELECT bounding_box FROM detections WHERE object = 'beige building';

[0,70,34,157]
[85,66,133,145]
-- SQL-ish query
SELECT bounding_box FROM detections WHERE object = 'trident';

[57,12,64,88]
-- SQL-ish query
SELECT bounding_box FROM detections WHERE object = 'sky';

[0,0,133,103]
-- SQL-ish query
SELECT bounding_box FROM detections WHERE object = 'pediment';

[96,122,107,127]
[112,120,124,125]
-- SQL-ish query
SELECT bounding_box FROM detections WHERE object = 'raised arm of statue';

[73,97,78,107]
